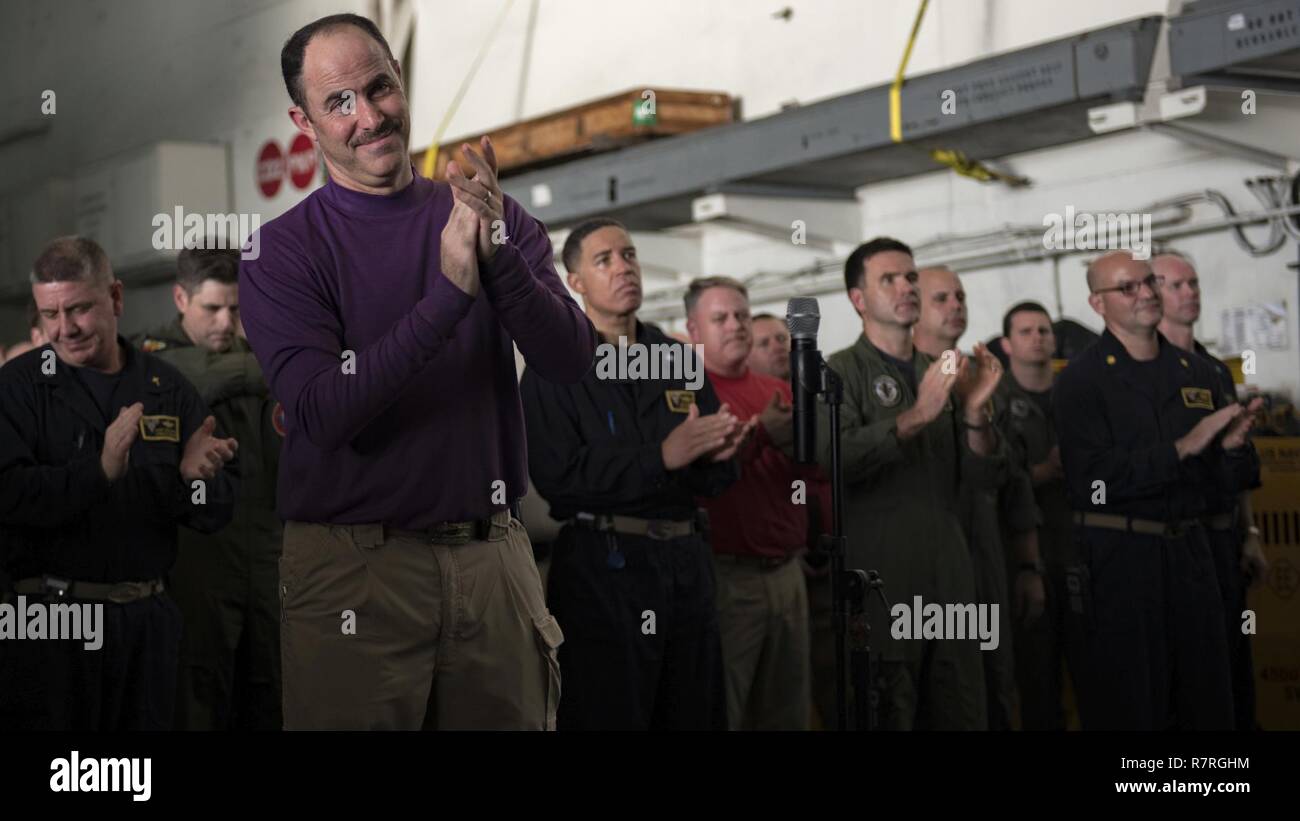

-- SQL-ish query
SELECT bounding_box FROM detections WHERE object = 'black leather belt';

[383,509,512,546]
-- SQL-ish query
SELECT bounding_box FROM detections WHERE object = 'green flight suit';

[992,371,1078,730]
[133,318,283,730]
[817,335,1002,730]
[958,434,1037,730]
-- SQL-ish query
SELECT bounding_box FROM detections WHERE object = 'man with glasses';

[1053,251,1261,730]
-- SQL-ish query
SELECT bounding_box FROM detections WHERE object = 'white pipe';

[637,200,1300,321]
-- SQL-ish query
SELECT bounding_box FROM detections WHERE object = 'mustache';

[356,121,399,146]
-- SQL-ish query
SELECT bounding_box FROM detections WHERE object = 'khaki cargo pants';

[280,511,563,730]
[713,555,811,730]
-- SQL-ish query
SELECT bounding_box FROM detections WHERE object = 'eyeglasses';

[1092,274,1158,298]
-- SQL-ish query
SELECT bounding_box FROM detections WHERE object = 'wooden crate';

[411,88,735,180]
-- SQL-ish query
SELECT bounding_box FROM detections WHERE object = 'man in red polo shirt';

[685,276,811,730]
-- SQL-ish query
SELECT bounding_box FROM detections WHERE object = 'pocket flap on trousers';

[533,612,564,650]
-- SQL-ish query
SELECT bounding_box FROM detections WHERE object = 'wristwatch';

[1018,560,1044,574]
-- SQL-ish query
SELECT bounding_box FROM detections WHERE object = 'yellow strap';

[890,0,930,143]
[887,1,1029,187]
[420,0,518,179]
[929,147,1030,186]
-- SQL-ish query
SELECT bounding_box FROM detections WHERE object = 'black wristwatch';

[1018,561,1044,575]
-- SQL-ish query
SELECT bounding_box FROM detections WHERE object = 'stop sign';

[257,140,284,198]
[288,133,318,189]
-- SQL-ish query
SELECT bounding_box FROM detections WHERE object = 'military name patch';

[872,375,901,408]
[665,389,696,413]
[139,414,180,442]
[1181,387,1214,411]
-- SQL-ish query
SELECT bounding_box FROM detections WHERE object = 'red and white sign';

[255,135,319,198]
[287,133,318,190]
[256,140,285,198]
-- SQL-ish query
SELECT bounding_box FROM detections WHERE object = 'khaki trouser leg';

[430,518,562,730]
[280,515,560,730]
[714,557,811,730]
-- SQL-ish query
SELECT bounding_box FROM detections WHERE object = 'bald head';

[1087,251,1147,292]
[918,266,957,288]
[1152,253,1201,327]
[1085,251,1161,335]
[1151,253,1196,281]
[914,265,968,351]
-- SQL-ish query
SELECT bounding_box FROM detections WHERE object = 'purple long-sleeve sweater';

[239,170,596,528]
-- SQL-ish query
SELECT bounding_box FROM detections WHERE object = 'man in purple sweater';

[239,13,596,730]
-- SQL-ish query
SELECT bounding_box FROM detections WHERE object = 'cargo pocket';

[278,521,331,624]
[533,612,563,731]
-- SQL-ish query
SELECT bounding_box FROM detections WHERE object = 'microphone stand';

[810,356,887,731]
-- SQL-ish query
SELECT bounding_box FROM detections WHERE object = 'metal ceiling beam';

[1168,0,1300,92]
[690,192,863,252]
[501,16,1163,231]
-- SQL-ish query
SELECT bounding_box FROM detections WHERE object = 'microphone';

[786,297,821,465]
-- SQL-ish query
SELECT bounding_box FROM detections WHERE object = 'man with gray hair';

[1154,250,1266,730]
[0,235,238,730]
[686,276,810,730]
